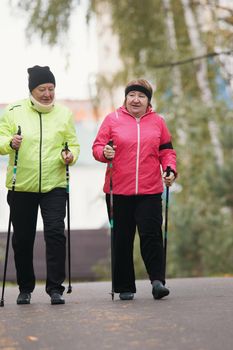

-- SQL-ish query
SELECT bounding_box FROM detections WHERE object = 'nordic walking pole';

[64,142,72,294]
[1,126,21,307]
[108,140,115,301]
[164,166,171,280]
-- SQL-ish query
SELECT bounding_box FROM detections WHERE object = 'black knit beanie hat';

[27,65,56,92]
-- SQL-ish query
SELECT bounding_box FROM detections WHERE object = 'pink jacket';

[92,106,177,195]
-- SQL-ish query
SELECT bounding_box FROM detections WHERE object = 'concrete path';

[0,277,233,350]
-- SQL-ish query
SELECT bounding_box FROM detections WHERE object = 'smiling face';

[31,83,55,105]
[125,90,149,118]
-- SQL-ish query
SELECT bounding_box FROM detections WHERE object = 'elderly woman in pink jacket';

[92,79,177,301]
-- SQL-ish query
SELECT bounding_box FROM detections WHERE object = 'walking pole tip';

[67,286,72,294]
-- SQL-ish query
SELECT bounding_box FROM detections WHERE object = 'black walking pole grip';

[64,142,72,294]
[108,140,114,148]
[166,166,171,178]
[0,125,22,307]
[17,125,21,136]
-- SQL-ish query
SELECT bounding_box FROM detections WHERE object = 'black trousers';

[106,194,165,293]
[7,188,67,295]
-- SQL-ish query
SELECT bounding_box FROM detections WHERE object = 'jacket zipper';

[39,113,42,193]
[135,118,141,194]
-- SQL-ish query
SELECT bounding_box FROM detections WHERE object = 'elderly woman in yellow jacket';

[0,65,80,305]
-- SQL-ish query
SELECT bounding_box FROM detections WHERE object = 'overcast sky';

[0,0,98,103]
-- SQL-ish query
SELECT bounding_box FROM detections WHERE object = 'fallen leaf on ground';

[27,336,38,342]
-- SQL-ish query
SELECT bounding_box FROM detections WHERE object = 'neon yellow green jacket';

[0,99,80,192]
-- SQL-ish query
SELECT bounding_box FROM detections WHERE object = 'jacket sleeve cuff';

[1,142,15,155]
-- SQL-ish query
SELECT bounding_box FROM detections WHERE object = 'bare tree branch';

[153,50,233,69]
[191,0,233,15]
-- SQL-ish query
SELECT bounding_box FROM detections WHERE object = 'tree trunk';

[163,0,183,99]
[181,0,224,166]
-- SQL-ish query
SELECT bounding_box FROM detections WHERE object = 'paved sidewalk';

[0,277,233,350]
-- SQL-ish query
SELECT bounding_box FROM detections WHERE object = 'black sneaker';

[50,292,65,305]
[16,292,31,305]
[119,292,134,300]
[152,281,169,300]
